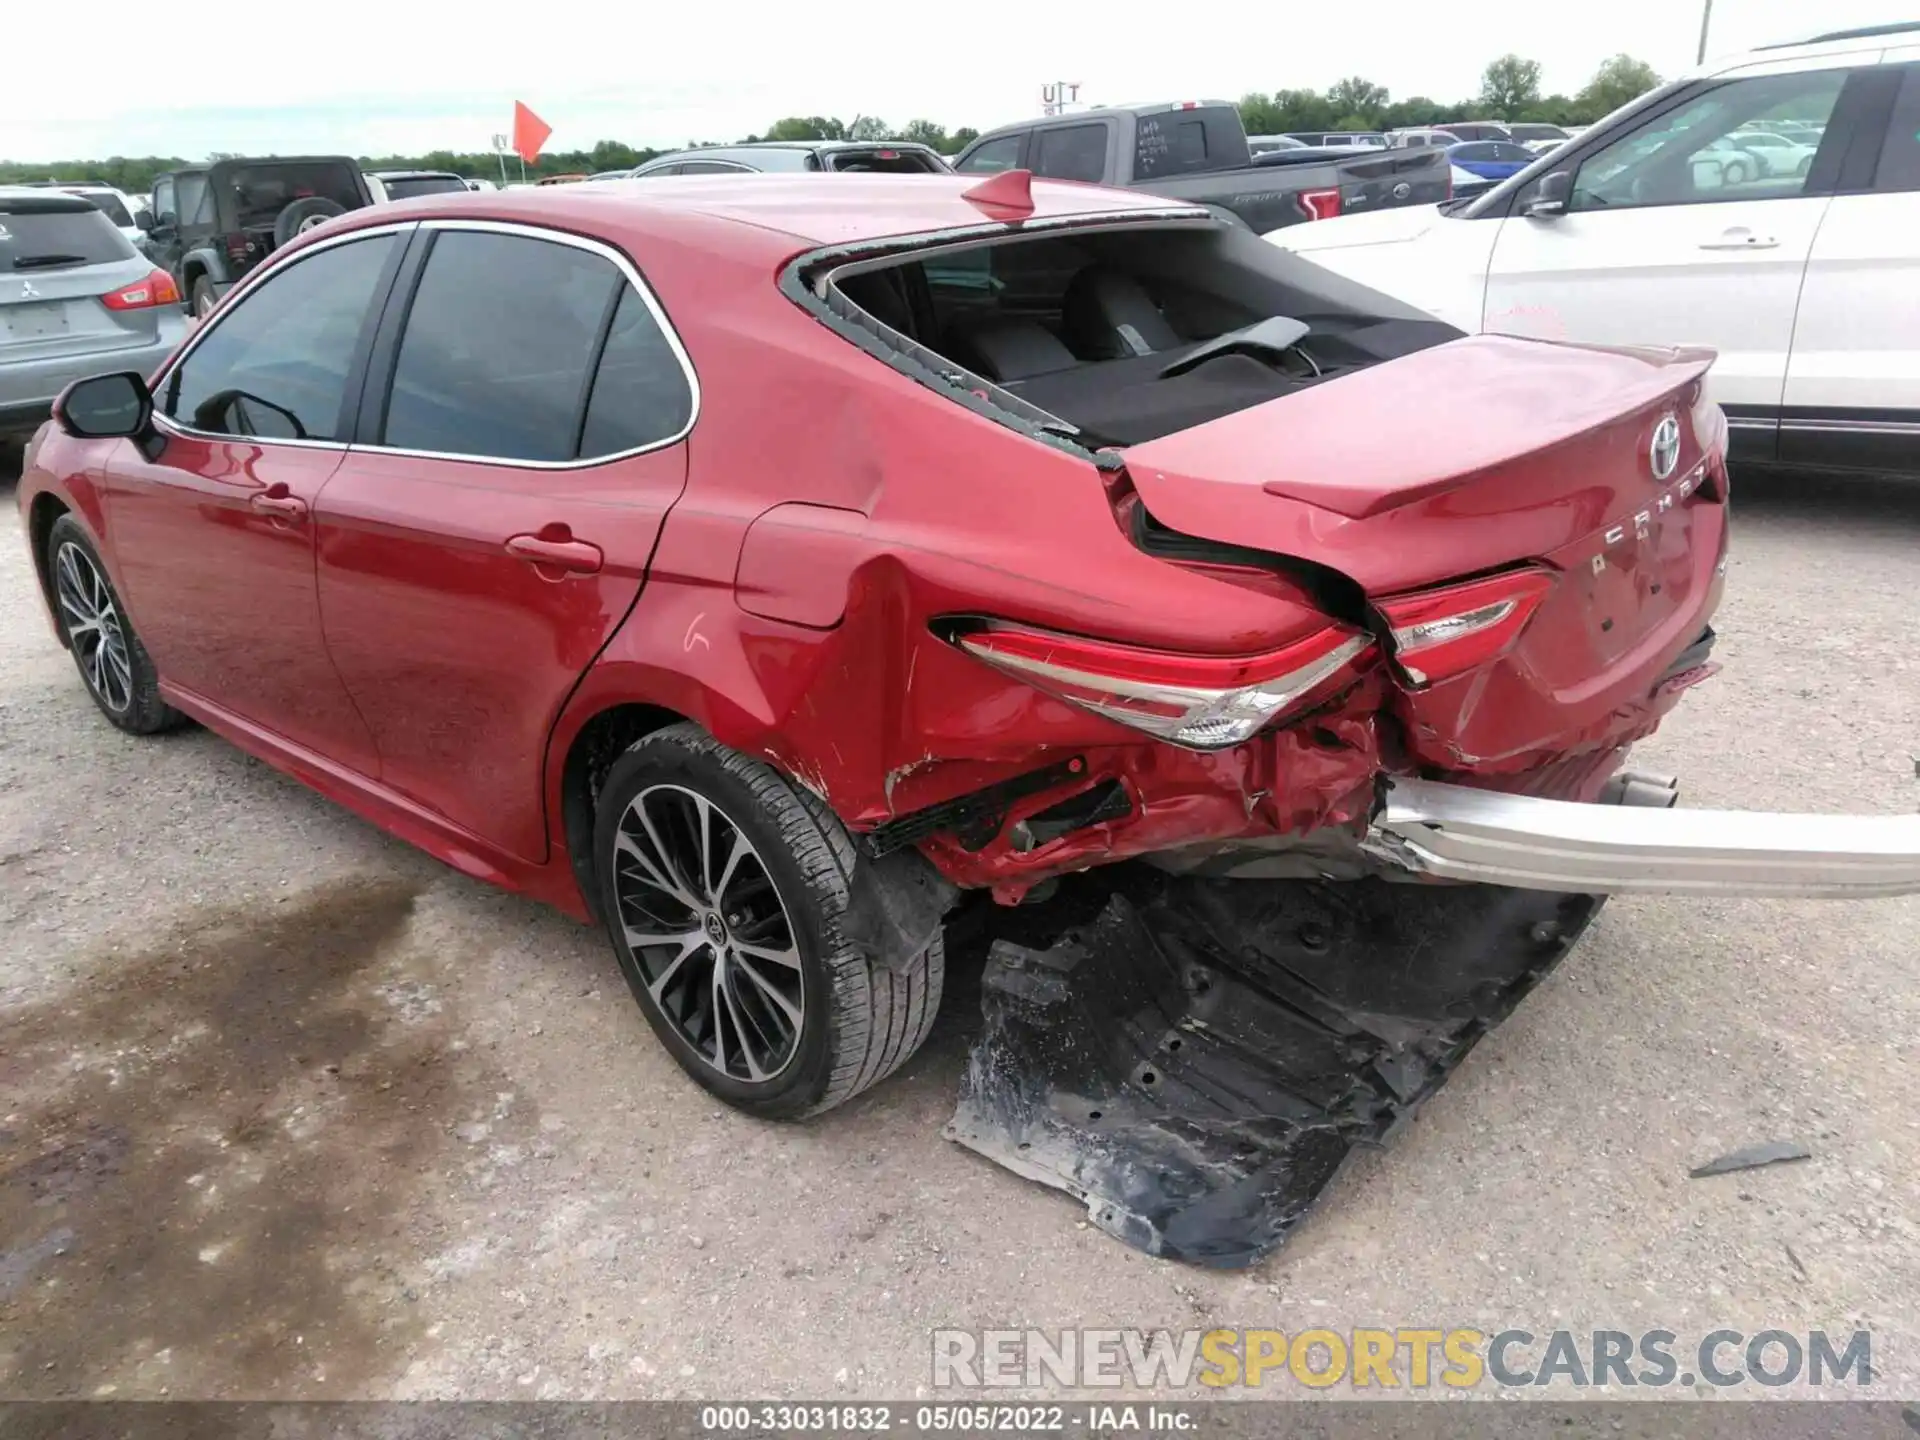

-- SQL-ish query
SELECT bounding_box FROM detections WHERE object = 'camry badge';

[1650,414,1682,482]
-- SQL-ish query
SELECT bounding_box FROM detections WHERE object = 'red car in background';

[20,173,1919,1265]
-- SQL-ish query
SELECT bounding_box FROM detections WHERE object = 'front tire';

[594,724,944,1119]
[46,515,183,735]
[190,276,218,317]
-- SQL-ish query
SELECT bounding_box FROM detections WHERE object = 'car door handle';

[505,533,603,574]
[1699,230,1778,250]
[250,486,308,521]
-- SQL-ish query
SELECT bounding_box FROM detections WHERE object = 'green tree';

[846,115,891,142]
[1325,76,1390,125]
[948,127,979,152]
[763,116,846,142]
[1576,54,1661,121]
[899,118,949,149]
[1479,54,1543,118]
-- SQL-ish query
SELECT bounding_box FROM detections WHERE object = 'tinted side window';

[1873,66,1920,193]
[679,160,749,174]
[957,135,1024,174]
[579,287,694,457]
[177,173,213,227]
[1567,68,1849,213]
[164,233,395,441]
[382,230,621,462]
[152,177,176,223]
[1032,125,1108,183]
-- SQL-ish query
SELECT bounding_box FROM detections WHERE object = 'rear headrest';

[942,316,1076,382]
[1062,267,1184,359]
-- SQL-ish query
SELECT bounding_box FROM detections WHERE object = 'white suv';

[1269,23,1920,477]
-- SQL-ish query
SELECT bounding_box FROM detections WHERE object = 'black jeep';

[142,156,374,316]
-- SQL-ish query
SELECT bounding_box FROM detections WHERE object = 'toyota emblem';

[1649,414,1681,482]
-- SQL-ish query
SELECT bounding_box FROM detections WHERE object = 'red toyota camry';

[18,172,1918,1166]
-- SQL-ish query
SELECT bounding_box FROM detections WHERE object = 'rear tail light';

[224,232,252,261]
[955,622,1375,749]
[1377,568,1554,686]
[100,268,182,311]
[1299,187,1343,221]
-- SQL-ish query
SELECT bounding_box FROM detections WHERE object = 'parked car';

[21,176,1920,1273]
[1,188,188,439]
[1726,128,1818,176]
[626,141,951,176]
[1283,131,1389,148]
[1446,139,1541,180]
[1246,135,1308,156]
[535,174,590,185]
[1270,22,1920,476]
[954,103,1449,229]
[1506,122,1572,147]
[1449,163,1501,200]
[144,156,374,317]
[18,182,148,251]
[1434,121,1514,142]
[1387,128,1466,149]
[365,169,473,202]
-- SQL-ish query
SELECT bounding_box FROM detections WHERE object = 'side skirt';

[159,682,592,920]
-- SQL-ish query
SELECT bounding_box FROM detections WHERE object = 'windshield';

[0,198,134,270]
[73,191,134,226]
[380,175,471,199]
[824,148,949,174]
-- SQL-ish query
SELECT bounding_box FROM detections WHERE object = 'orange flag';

[512,101,552,164]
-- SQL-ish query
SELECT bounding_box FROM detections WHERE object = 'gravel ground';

[2,445,1916,1404]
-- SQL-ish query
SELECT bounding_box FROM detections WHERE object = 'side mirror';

[135,209,155,232]
[1525,170,1572,218]
[55,372,153,441]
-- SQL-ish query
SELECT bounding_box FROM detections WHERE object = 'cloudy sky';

[5,0,1915,161]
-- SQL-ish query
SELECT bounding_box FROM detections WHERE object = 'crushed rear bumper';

[1368,776,1920,899]
[949,875,1603,1268]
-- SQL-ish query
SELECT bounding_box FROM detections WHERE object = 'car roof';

[370,169,466,180]
[0,185,97,210]
[330,173,1193,254]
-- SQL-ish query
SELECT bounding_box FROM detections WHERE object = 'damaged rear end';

[785,198,1920,1267]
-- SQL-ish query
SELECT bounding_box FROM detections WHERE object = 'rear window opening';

[821,147,949,174]
[378,174,471,200]
[224,162,365,226]
[0,196,134,270]
[818,222,1457,447]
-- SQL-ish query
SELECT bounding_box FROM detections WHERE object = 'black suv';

[143,156,374,315]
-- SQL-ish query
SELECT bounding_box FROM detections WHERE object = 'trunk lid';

[1121,334,1729,770]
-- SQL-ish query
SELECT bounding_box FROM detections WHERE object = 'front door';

[315,224,696,862]
[101,228,406,774]
[1483,62,1859,413]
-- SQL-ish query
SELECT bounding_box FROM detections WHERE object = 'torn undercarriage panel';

[947,872,1602,1268]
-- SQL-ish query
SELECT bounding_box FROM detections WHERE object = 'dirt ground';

[2,448,1917,1402]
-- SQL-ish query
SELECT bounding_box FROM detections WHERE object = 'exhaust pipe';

[1599,768,1680,809]
[1365,775,1920,899]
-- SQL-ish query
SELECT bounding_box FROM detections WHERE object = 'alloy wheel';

[54,542,134,714]
[610,783,805,1083]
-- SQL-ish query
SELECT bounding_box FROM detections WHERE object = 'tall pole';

[1696,0,1714,64]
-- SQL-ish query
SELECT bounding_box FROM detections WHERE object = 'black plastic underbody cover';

[948,874,1604,1268]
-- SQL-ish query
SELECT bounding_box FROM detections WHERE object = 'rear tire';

[45,515,184,736]
[1723,159,1749,185]
[593,724,944,1119]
